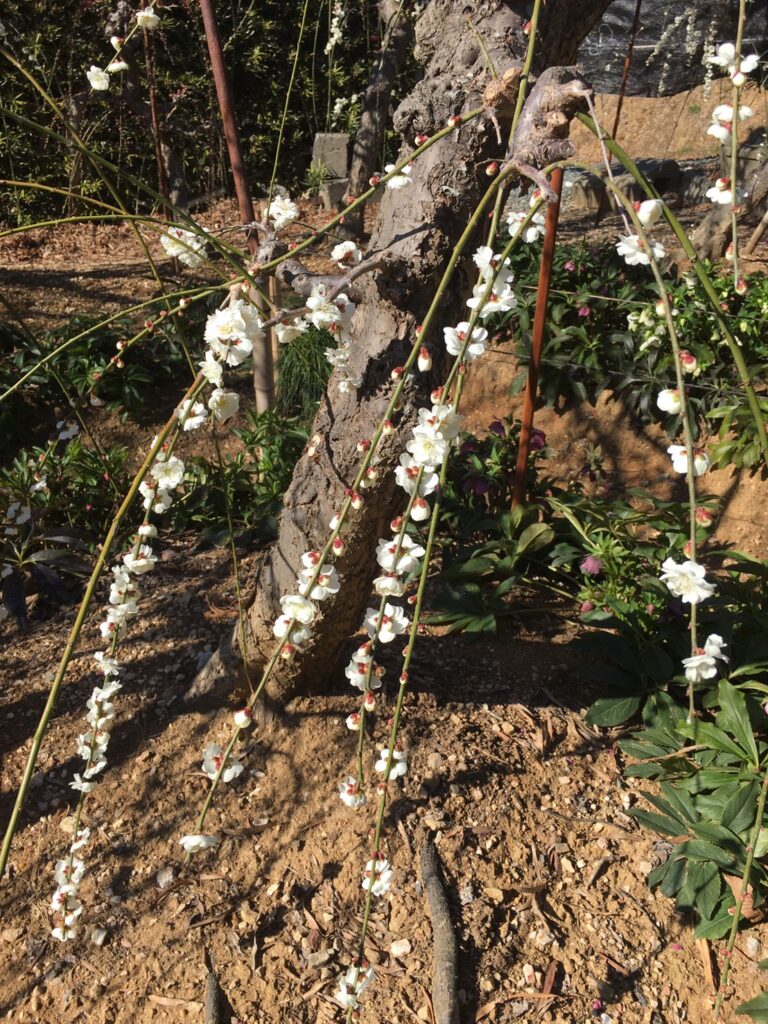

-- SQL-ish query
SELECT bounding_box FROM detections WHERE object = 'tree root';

[420,839,460,1024]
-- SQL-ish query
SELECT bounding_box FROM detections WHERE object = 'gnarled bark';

[188,0,611,708]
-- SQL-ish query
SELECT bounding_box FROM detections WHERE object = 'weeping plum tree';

[189,0,612,707]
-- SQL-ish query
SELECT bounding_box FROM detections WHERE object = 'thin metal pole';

[511,166,563,509]
[198,0,274,410]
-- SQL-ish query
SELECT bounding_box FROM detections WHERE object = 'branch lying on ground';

[420,839,460,1024]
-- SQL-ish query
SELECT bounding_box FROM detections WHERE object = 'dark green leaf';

[717,681,759,768]
[586,695,641,727]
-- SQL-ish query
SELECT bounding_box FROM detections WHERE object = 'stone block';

[312,133,350,179]
[319,178,349,212]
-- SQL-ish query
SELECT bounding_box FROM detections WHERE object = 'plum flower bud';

[486,161,499,176]
[363,692,376,712]
[390,366,404,381]
[410,497,431,521]
[350,491,364,510]
[357,439,371,454]
[280,642,296,660]
[382,419,395,435]
[415,133,429,145]
[679,350,698,375]
[369,174,381,186]
[417,347,432,372]
[735,278,748,296]
[448,114,461,128]
[695,506,715,527]
[233,707,253,729]
[431,386,444,403]
[333,537,346,556]
[179,833,219,853]
[346,712,362,731]
[390,515,404,531]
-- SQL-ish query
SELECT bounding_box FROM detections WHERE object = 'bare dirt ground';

[2,89,768,1024]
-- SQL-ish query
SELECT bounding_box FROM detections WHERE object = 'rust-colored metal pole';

[198,0,274,411]
[511,166,564,509]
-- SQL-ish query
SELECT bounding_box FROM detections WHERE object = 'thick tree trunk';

[188,0,612,708]
[339,0,414,239]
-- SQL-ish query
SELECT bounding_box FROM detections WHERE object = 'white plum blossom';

[331,240,362,267]
[384,163,412,189]
[272,615,312,646]
[138,523,158,538]
[339,776,367,808]
[233,707,253,730]
[373,574,406,598]
[86,65,110,91]
[199,350,224,386]
[175,399,207,431]
[667,445,710,477]
[160,226,207,268]
[335,964,375,1010]
[364,603,409,643]
[660,558,716,605]
[107,59,129,73]
[616,234,666,266]
[274,318,308,345]
[635,199,663,227]
[280,592,317,624]
[306,285,343,330]
[443,321,488,360]
[94,651,120,676]
[298,564,340,601]
[201,744,244,783]
[135,5,160,29]
[705,178,747,206]
[406,425,450,470]
[266,195,300,231]
[376,534,425,574]
[179,833,219,853]
[57,420,80,441]
[707,42,760,85]
[375,746,408,778]
[707,103,754,145]
[506,207,545,243]
[70,774,96,793]
[362,857,394,897]
[123,544,157,574]
[656,389,682,415]
[682,634,728,683]
[208,389,240,423]
[204,300,264,365]
[418,404,461,440]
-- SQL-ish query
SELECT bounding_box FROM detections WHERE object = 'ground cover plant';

[2,1,768,1022]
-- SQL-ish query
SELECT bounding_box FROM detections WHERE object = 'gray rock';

[318,177,349,212]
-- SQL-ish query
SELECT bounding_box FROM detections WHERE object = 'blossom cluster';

[85,6,160,92]
[615,199,666,267]
[505,190,546,244]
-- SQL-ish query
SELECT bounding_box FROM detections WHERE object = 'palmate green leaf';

[717,681,759,768]
[586,694,641,727]
[738,995,768,1023]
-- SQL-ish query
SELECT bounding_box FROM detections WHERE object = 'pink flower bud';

[179,297,189,309]
[369,174,381,186]
[390,366,404,381]
[486,161,499,176]
[116,339,127,351]
[144,319,155,332]
[357,439,371,453]
[431,386,444,403]
[346,712,361,731]
[448,114,461,128]
[365,467,378,482]
[280,642,296,660]
[410,497,431,521]
[333,537,345,555]
[417,347,432,372]
[522,19,532,33]
[735,278,748,296]
[363,692,376,712]
[679,350,698,374]
[390,515,404,531]
[415,133,428,145]
[382,419,395,435]
[731,70,746,87]
[695,506,714,527]
[350,491,364,510]
[683,540,693,558]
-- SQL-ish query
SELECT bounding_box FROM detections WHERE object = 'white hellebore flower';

[656,389,682,415]
[443,321,489,360]
[682,633,728,684]
[266,195,300,231]
[86,65,110,91]
[339,775,367,808]
[616,234,665,266]
[175,399,207,431]
[201,744,244,783]
[208,388,240,423]
[659,558,716,605]
[364,602,409,643]
[179,833,219,853]
[362,857,394,897]
[136,5,160,29]
[384,163,412,189]
[331,240,362,267]
[667,445,710,477]
[160,225,207,268]
[375,746,408,778]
